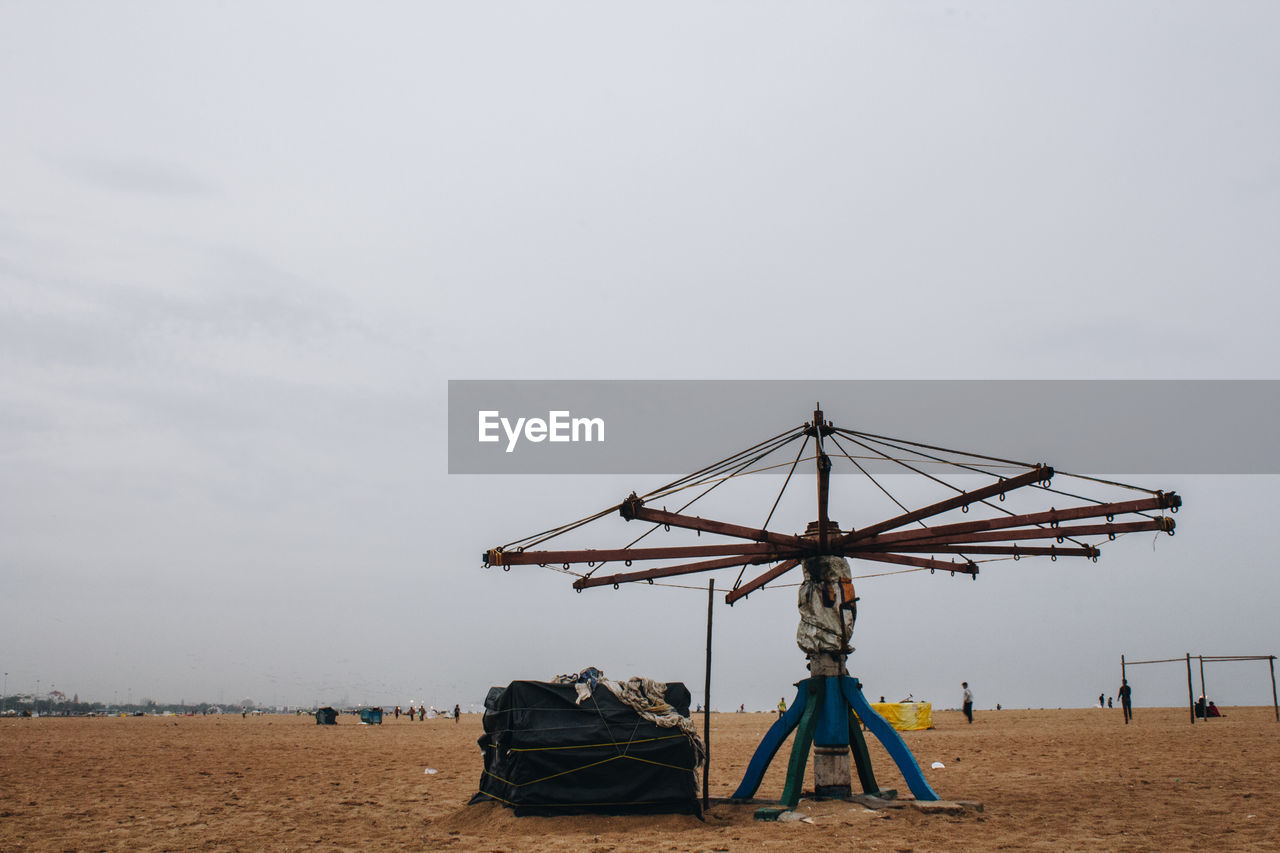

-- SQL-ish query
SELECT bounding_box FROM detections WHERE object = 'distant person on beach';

[1099,693,1105,707]
[1108,697,1113,708]
[419,706,425,721]
[1196,695,1207,718]
[777,697,787,718]
[454,704,460,722]
[1208,701,1223,717]
[962,682,974,723]
[1118,679,1133,723]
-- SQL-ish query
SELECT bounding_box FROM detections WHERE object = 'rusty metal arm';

[855,517,1174,549]
[846,493,1180,549]
[486,542,793,567]
[851,544,1099,558]
[621,496,809,549]
[849,552,980,576]
[572,552,802,590]
[724,559,803,605]
[837,466,1053,546]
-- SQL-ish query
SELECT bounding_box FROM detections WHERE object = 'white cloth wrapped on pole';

[796,554,855,654]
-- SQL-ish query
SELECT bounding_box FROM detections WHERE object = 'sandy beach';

[2,705,1277,851]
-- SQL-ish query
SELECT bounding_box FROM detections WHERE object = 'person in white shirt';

[962,682,974,723]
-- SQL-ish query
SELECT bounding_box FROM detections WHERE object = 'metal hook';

[961,505,969,514]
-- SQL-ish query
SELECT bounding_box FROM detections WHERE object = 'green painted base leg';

[779,679,822,810]
[847,707,881,795]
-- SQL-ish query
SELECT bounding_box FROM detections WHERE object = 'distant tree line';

[0,695,277,716]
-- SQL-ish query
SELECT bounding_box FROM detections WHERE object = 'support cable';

[833,430,1094,550]
[731,435,811,590]
[848,428,1158,520]
[584,432,806,580]
[827,432,978,567]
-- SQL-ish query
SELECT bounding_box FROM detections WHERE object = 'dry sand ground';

[2,706,1277,851]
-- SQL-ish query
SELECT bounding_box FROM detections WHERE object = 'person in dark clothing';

[962,682,974,724]
[453,703,461,723]
[1118,679,1133,723]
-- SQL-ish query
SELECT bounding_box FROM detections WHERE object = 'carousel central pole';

[815,405,831,553]
[806,405,852,796]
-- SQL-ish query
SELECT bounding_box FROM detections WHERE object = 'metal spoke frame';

[482,407,1181,604]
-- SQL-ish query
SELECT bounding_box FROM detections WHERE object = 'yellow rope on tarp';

[475,789,691,809]
[481,752,698,788]
[495,733,688,752]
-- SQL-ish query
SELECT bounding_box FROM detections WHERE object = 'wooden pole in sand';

[704,578,714,812]
[1198,655,1206,707]
[1185,653,1195,725]
[1269,656,1278,723]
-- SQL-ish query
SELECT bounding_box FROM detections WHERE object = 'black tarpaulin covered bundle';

[471,680,702,816]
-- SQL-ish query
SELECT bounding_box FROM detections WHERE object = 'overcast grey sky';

[2,2,1278,713]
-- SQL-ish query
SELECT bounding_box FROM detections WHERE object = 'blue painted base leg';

[731,682,809,800]
[840,676,939,801]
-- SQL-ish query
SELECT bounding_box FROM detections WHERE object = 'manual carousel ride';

[482,407,1181,814]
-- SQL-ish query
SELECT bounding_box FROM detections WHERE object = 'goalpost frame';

[1121,652,1279,724]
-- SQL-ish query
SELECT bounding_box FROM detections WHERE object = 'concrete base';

[813,746,851,798]
[751,796,983,822]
